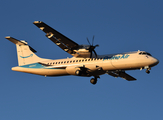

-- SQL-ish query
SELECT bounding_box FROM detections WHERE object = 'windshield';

[139,52,152,56]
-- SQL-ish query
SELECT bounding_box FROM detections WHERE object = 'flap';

[107,71,136,81]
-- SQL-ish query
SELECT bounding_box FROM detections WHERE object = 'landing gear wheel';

[90,78,97,85]
[146,69,150,74]
[75,70,82,76]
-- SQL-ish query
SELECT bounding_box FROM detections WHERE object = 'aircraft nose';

[152,58,159,66]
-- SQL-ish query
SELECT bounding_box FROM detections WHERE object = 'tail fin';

[5,36,49,66]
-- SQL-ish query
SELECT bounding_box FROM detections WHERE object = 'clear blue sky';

[1,0,163,120]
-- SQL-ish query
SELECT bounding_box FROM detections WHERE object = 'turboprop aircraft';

[5,21,159,85]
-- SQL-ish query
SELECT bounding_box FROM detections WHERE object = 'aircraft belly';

[12,67,68,76]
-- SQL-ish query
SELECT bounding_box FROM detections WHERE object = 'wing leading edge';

[33,21,80,56]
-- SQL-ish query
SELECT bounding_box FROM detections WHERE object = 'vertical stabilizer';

[5,36,49,66]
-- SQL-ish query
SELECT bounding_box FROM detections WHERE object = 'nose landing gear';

[146,69,150,74]
[145,67,151,74]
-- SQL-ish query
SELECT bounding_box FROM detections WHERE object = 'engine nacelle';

[66,64,104,76]
[66,66,80,75]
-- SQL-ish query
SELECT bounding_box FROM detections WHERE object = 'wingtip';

[5,36,11,39]
[33,21,43,24]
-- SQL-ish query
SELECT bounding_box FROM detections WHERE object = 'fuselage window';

[88,59,90,61]
[70,61,72,63]
[76,60,78,62]
[85,59,87,61]
[64,61,66,64]
[79,60,81,62]
[61,61,63,64]
[67,61,69,63]
[73,60,75,63]
[82,59,84,62]
[58,62,60,64]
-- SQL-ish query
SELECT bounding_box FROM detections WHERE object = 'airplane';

[5,21,159,85]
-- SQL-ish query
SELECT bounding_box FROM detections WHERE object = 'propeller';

[87,36,99,58]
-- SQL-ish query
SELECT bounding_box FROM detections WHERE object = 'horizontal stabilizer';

[5,36,37,53]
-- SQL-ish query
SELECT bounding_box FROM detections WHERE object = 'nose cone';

[151,58,159,66]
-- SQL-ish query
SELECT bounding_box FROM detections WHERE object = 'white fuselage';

[12,51,159,77]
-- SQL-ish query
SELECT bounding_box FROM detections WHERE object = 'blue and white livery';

[5,21,159,85]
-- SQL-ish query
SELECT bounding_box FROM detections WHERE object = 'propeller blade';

[87,38,91,45]
[93,49,97,58]
[95,44,99,47]
[86,36,98,58]
[90,50,92,58]
[92,35,95,46]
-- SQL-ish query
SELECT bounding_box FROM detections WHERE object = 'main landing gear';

[90,76,100,85]
[75,69,100,85]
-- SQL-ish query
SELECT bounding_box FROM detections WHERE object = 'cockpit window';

[139,52,152,56]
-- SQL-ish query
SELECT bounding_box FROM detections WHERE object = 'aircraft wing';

[33,21,79,56]
[107,71,136,81]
